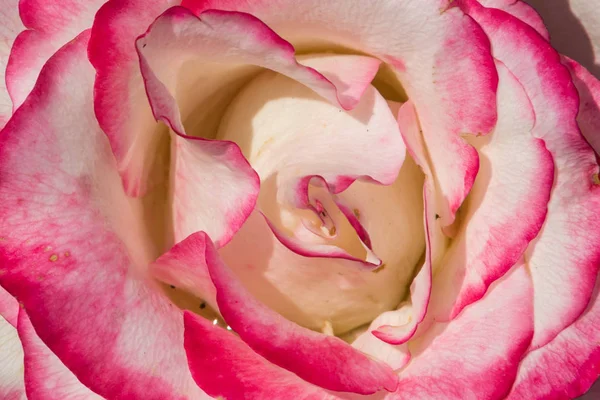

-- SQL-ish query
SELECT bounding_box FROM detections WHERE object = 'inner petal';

[216,65,424,334]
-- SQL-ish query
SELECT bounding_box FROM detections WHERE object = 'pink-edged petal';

[88,0,179,196]
[217,60,404,265]
[17,310,104,400]
[169,135,259,247]
[0,33,207,399]
[184,0,498,226]
[362,101,437,347]
[371,182,433,345]
[564,57,600,156]
[150,234,217,312]
[508,281,600,400]
[6,0,105,111]
[0,0,23,127]
[461,0,600,350]
[0,310,25,400]
[387,264,534,400]
[184,311,341,400]
[478,0,549,39]
[176,231,398,394]
[0,285,18,327]
[426,61,553,321]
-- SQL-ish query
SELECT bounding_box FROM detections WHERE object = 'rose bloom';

[0,0,599,399]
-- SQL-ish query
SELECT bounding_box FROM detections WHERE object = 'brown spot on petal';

[49,254,58,262]
[592,173,600,185]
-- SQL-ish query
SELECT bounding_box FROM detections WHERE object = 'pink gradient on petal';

[460,0,600,352]
[186,232,399,394]
[184,312,341,400]
[17,310,103,400]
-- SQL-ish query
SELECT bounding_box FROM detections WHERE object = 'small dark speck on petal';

[435,214,440,220]
[170,285,176,289]
[200,303,206,309]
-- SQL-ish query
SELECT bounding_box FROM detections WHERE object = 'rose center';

[212,67,425,335]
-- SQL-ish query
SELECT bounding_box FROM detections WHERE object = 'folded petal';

[508,281,600,400]
[0,32,207,399]
[216,60,404,265]
[426,61,553,321]
[461,0,600,350]
[184,311,341,400]
[174,231,399,395]
[0,0,23,127]
[183,0,498,226]
[17,311,104,400]
[0,310,25,400]
[6,0,105,111]
[387,264,533,400]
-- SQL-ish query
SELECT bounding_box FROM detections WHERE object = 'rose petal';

[184,311,341,400]
[89,0,179,196]
[17,310,103,400]
[564,57,600,156]
[173,231,399,394]
[461,0,600,350]
[6,0,105,111]
[216,63,404,265]
[0,0,23,127]
[0,33,207,399]
[183,0,498,226]
[478,0,549,39]
[425,61,553,321]
[0,285,18,328]
[387,264,534,400]
[0,309,25,400]
[508,280,600,400]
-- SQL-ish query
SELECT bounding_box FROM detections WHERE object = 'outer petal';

[0,309,25,400]
[0,33,207,399]
[461,0,600,350]
[564,57,600,156]
[89,0,179,196]
[17,310,104,400]
[184,311,340,400]
[6,0,105,110]
[387,264,534,400]
[0,0,23,127]
[479,0,548,38]
[508,282,600,400]
[183,0,498,225]
[170,231,399,395]
[525,0,600,76]
[425,61,553,320]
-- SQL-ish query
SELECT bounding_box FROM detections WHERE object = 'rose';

[0,0,599,399]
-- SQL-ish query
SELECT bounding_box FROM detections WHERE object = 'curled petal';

[173,231,398,395]
[0,33,207,400]
[461,0,600,350]
[184,312,341,400]
[6,0,105,111]
[426,61,553,321]
[387,264,534,400]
